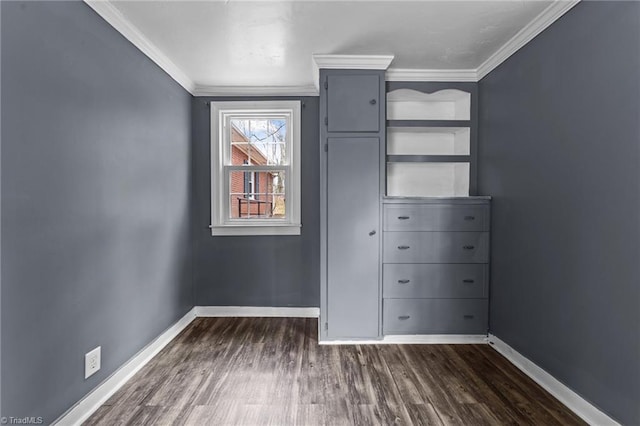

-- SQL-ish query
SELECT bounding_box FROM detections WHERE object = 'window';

[210,100,301,236]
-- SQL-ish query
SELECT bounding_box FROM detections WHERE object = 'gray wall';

[191,97,320,307]
[478,2,640,424]
[1,2,192,422]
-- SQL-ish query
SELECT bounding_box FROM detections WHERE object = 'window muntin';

[211,101,301,236]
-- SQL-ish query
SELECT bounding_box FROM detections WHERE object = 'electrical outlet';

[85,346,101,379]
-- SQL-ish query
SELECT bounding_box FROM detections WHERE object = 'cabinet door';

[327,74,380,133]
[327,137,379,338]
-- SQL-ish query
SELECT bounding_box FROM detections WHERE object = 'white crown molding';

[386,68,478,82]
[193,85,318,97]
[312,54,395,70]
[477,0,580,80]
[195,306,320,318]
[312,54,395,90]
[320,335,488,345]
[488,334,620,426]
[83,0,196,94]
[52,308,197,426]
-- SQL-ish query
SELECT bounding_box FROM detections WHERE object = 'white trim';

[83,0,195,94]
[488,334,620,426]
[52,308,197,426]
[193,85,318,97]
[211,224,301,236]
[195,306,320,318]
[312,54,395,70]
[312,54,395,90]
[477,0,580,80]
[386,68,478,82]
[320,335,488,345]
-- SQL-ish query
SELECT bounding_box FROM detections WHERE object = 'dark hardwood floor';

[85,317,586,425]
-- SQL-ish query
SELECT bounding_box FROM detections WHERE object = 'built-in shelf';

[383,196,491,203]
[387,155,471,163]
[387,120,470,128]
[387,89,471,121]
[387,127,470,156]
[387,162,470,197]
[385,87,473,198]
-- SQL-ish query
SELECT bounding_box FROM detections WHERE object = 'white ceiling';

[96,1,576,94]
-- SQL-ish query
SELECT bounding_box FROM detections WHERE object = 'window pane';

[230,118,287,166]
[229,170,286,219]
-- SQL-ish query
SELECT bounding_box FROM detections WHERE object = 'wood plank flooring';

[85,317,586,425]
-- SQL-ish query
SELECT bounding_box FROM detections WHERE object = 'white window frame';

[210,100,301,236]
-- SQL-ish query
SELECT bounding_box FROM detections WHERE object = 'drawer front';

[383,299,488,334]
[383,264,488,299]
[383,232,489,263]
[384,204,489,232]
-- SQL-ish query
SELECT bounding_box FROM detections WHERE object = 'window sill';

[211,224,302,236]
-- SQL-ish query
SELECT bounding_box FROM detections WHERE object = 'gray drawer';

[383,299,488,334]
[384,204,489,232]
[383,264,488,299]
[383,232,489,263]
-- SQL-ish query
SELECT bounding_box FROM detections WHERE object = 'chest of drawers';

[382,198,490,335]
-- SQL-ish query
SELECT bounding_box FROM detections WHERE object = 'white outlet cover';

[85,346,101,379]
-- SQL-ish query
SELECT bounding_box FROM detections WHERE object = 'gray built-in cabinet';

[320,70,386,339]
[320,71,490,340]
[382,198,490,334]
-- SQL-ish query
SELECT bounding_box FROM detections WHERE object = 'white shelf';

[387,163,470,197]
[387,127,470,156]
[387,89,471,120]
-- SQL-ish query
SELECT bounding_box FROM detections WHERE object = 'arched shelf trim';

[387,88,471,120]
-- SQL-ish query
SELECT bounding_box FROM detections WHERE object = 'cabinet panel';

[327,74,380,132]
[383,264,487,299]
[327,137,380,338]
[384,204,488,232]
[383,299,488,334]
[383,232,489,263]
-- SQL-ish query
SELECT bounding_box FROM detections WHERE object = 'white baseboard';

[488,334,620,426]
[320,334,488,345]
[195,305,320,318]
[52,308,197,426]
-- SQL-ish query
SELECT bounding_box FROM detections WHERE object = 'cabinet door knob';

[369,230,376,236]
[397,216,410,220]
[397,245,410,250]
[398,279,410,284]
[463,279,475,283]
[464,216,476,221]
[370,99,377,105]
[463,315,475,320]
[463,245,475,250]
[398,315,411,321]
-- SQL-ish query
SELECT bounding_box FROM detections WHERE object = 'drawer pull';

[463,279,475,283]
[397,245,410,250]
[463,315,475,320]
[464,216,476,221]
[463,245,475,250]
[398,315,411,321]
[397,216,410,220]
[398,279,411,284]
